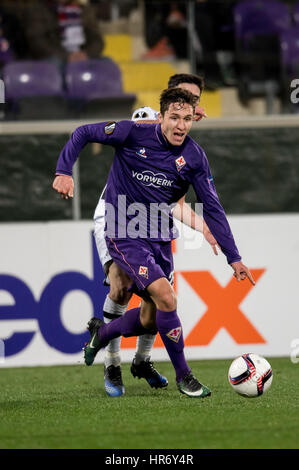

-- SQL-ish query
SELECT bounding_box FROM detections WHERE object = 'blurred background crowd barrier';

[0,116,298,222]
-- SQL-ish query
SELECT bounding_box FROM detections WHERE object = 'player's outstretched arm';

[231,261,255,285]
[202,220,219,256]
[53,174,74,199]
[173,197,219,255]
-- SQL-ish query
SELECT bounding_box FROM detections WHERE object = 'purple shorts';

[105,237,174,293]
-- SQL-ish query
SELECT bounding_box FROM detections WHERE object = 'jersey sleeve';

[191,148,241,265]
[55,120,134,176]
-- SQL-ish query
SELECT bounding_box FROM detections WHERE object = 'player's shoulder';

[184,135,207,168]
[112,120,156,134]
[114,119,135,131]
[126,121,157,142]
[99,119,134,138]
[131,121,157,132]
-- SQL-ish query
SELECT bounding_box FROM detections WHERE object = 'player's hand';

[194,106,208,121]
[52,175,74,200]
[231,261,255,285]
[203,227,220,255]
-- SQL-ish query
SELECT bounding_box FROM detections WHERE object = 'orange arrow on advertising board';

[180,269,266,345]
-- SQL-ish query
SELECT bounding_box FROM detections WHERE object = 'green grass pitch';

[1,357,298,449]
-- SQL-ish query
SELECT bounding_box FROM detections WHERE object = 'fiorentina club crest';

[166,326,182,343]
[175,156,186,172]
[138,266,148,278]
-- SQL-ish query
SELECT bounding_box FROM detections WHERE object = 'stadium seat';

[103,34,132,62]
[233,0,291,113]
[3,60,66,120]
[119,62,176,93]
[118,61,176,110]
[234,0,291,44]
[279,27,299,111]
[65,58,136,119]
[280,27,299,75]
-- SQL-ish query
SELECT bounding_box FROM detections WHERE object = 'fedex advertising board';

[0,214,298,367]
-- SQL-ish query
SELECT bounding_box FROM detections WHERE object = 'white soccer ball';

[228,353,273,398]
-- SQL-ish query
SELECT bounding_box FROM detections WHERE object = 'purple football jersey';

[55,120,241,264]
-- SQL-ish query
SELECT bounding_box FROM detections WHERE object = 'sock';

[103,296,128,368]
[156,309,190,383]
[98,307,151,347]
[134,334,157,364]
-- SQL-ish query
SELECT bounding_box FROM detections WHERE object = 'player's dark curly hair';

[167,73,204,95]
[160,87,198,116]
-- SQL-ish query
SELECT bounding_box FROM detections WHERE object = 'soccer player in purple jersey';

[53,87,255,398]
[93,75,216,398]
